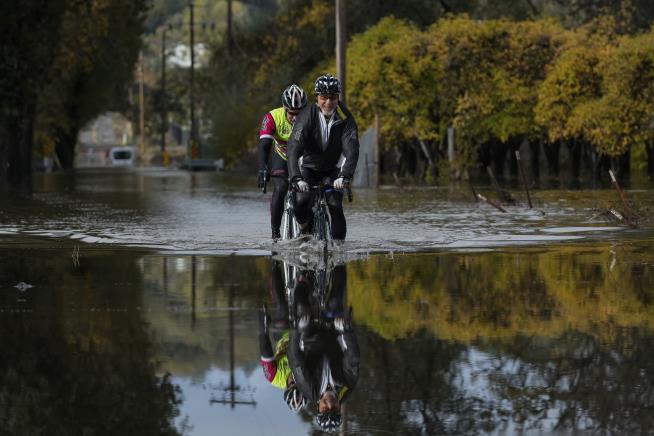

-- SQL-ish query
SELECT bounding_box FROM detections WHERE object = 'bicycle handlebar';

[297,183,353,202]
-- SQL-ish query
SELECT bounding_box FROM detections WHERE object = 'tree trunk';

[417,139,437,182]
[479,140,492,169]
[568,139,581,180]
[610,150,630,180]
[647,141,654,176]
[1,92,36,193]
[507,144,518,178]
[590,148,607,184]
[491,139,506,181]
[54,127,77,169]
[543,141,560,178]
[530,139,540,182]
[392,145,402,183]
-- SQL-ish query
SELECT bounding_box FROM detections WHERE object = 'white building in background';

[168,43,209,68]
[76,112,134,167]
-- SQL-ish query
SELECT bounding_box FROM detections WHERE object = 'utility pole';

[189,1,197,159]
[191,255,196,330]
[226,0,234,57]
[209,284,257,408]
[138,51,145,164]
[161,28,169,166]
[335,0,346,104]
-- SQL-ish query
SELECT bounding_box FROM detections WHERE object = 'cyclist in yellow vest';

[257,84,308,240]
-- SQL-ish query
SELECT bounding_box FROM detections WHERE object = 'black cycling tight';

[294,189,346,240]
[270,176,288,232]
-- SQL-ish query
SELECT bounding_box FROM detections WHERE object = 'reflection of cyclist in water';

[287,265,359,432]
[258,260,306,411]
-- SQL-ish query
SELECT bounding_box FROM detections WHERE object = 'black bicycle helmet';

[282,84,307,111]
[314,74,341,95]
[315,411,342,432]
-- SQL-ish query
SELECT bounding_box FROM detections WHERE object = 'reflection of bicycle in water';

[259,258,359,432]
[287,262,359,433]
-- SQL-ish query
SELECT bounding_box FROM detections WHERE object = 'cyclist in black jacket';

[287,75,359,240]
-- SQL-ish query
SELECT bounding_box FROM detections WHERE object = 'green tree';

[38,0,149,169]
[0,0,66,192]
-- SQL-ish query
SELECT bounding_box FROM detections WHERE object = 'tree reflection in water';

[344,242,654,434]
[0,247,181,435]
[3,238,654,434]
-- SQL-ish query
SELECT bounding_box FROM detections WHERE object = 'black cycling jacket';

[288,328,359,404]
[287,101,360,181]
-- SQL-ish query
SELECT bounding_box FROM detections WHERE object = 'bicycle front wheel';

[313,206,332,243]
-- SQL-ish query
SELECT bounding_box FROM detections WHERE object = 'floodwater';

[1,169,653,435]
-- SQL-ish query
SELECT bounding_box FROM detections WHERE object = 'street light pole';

[161,28,168,165]
[227,0,233,57]
[138,51,145,164]
[189,1,197,159]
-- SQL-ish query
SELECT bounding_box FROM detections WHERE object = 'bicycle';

[262,173,299,241]
[280,191,300,240]
[266,177,353,245]
[297,181,353,244]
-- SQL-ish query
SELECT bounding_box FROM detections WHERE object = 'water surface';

[1,169,653,434]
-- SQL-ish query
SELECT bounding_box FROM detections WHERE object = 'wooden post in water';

[609,169,637,225]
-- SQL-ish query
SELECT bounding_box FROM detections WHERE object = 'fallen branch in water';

[486,166,516,205]
[476,193,507,213]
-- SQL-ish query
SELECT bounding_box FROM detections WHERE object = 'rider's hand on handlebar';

[334,318,345,333]
[335,307,354,333]
[294,179,309,192]
[333,177,350,190]
[257,169,269,189]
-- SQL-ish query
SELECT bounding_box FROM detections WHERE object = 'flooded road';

[1,169,651,252]
[1,169,654,434]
